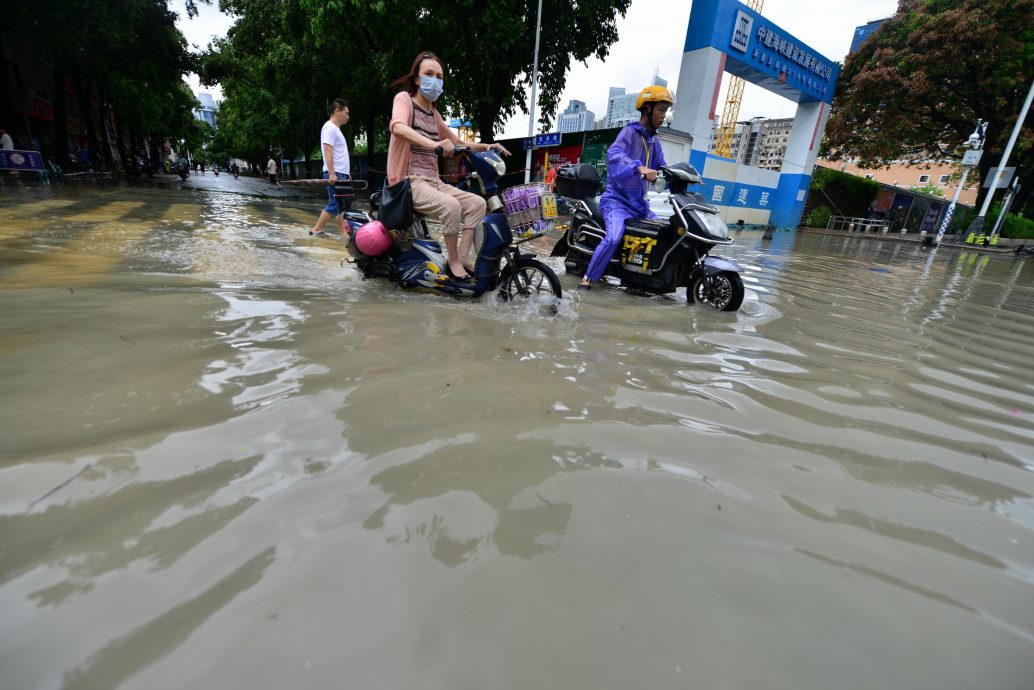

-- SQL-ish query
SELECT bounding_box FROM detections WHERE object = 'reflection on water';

[1,185,1033,689]
[363,437,572,566]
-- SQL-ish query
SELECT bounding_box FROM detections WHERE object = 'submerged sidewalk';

[797,226,1024,254]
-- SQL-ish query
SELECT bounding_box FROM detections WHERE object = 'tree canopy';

[825,0,1034,213]
[203,0,631,164]
[13,0,200,165]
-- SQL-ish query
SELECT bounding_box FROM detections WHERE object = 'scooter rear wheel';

[688,271,744,311]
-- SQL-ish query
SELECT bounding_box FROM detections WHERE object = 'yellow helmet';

[635,85,674,110]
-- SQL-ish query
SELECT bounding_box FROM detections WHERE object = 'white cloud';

[174,0,234,101]
[501,0,898,138]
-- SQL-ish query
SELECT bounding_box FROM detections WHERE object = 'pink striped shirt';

[387,92,460,185]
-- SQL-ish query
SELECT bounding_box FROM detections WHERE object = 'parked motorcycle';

[550,162,745,311]
[347,147,562,303]
[127,154,156,179]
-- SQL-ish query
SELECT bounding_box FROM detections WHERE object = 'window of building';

[918,174,930,183]
[939,174,950,184]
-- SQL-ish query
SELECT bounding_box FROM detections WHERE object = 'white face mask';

[419,76,443,102]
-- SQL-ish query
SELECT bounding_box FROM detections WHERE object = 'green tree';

[203,0,348,176]
[910,183,945,197]
[825,0,1034,214]
[299,0,632,139]
[13,0,199,166]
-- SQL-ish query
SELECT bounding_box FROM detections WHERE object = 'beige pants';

[409,176,487,236]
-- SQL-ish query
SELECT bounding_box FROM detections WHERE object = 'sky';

[174,0,898,139]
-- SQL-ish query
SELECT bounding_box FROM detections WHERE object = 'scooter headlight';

[691,209,730,240]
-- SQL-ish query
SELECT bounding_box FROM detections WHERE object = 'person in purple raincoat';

[579,84,674,289]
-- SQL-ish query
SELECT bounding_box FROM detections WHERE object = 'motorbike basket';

[501,183,558,238]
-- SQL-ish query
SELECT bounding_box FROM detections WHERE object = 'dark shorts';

[268,174,278,184]
[323,171,351,214]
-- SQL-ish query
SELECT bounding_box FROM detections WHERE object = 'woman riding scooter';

[579,85,673,290]
[386,51,509,280]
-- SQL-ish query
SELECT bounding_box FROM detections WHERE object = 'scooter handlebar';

[433,146,472,157]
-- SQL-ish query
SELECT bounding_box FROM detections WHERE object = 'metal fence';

[826,216,893,234]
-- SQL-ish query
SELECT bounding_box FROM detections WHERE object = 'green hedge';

[805,166,880,220]
[804,205,832,228]
[1002,215,1034,239]
[955,203,1034,239]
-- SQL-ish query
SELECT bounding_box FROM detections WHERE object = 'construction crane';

[714,0,764,159]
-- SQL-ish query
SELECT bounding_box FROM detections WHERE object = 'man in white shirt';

[0,127,13,150]
[265,156,281,188]
[310,99,352,237]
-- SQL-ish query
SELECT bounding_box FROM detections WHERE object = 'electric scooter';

[551,162,745,311]
[347,147,562,302]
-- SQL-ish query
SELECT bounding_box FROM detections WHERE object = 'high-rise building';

[557,100,595,134]
[606,88,638,128]
[849,17,889,54]
[194,91,218,128]
[708,116,794,170]
[756,117,794,170]
[606,74,674,129]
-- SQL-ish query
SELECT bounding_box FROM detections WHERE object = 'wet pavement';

[1,181,1033,690]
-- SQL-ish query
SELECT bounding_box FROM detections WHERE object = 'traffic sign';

[534,132,561,148]
[0,150,44,171]
[982,167,1015,188]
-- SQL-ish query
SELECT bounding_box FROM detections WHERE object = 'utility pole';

[524,0,544,184]
[935,120,985,244]
[966,77,1034,237]
[989,177,1021,241]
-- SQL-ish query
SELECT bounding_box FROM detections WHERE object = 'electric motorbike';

[550,162,745,311]
[347,147,562,303]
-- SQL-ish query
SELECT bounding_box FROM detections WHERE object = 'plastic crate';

[502,183,559,238]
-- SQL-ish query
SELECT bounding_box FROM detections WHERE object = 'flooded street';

[2,183,1033,689]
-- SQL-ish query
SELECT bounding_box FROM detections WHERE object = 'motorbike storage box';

[555,164,601,199]
[619,218,679,275]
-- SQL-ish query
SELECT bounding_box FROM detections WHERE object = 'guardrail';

[827,215,893,234]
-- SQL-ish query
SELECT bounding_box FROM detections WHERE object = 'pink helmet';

[354,220,393,256]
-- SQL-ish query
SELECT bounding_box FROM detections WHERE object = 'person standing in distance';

[0,127,14,150]
[266,156,281,188]
[310,99,352,237]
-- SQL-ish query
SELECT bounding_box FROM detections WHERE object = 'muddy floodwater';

[1,184,1033,690]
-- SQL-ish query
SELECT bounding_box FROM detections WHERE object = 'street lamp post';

[935,120,985,244]
[523,0,544,184]
[989,176,1021,240]
[983,77,1034,242]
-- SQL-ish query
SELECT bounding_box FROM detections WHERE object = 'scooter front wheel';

[499,258,563,304]
[688,271,744,312]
